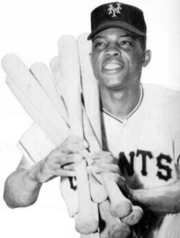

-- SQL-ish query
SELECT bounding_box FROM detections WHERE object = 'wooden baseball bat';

[30,60,110,225]
[82,108,108,203]
[77,34,109,203]
[102,173,132,218]
[50,55,102,237]
[81,233,99,238]
[30,62,68,123]
[2,53,98,237]
[4,56,100,225]
[5,74,67,146]
[54,36,107,205]
[78,34,143,224]
[77,33,132,218]
[99,200,131,238]
[50,53,107,227]
[50,56,108,238]
[58,35,98,234]
[3,55,81,218]
[2,54,69,146]
[49,56,67,99]
[28,62,81,218]
[6,70,58,164]
[77,34,102,146]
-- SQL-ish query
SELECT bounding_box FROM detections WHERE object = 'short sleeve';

[172,91,180,164]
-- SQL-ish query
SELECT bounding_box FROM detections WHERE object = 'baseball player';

[87,2,180,238]
[3,2,180,238]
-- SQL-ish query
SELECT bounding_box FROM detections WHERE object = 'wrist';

[28,163,44,185]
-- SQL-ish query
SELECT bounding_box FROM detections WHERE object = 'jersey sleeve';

[17,123,56,164]
[172,91,180,164]
[17,156,34,170]
[173,131,180,164]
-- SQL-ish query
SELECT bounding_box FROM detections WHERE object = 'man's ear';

[142,50,152,67]
[89,53,92,65]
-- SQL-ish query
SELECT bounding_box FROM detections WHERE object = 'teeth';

[104,64,121,70]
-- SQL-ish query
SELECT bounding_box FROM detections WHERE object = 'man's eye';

[120,41,132,47]
[95,42,106,48]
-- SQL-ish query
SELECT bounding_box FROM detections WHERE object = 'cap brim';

[87,21,146,40]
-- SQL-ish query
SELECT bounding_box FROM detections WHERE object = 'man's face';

[90,27,149,91]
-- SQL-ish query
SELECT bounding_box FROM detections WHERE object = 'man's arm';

[129,178,180,214]
[4,160,42,208]
[4,136,89,208]
[91,152,180,214]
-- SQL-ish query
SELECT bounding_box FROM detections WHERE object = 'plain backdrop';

[0,0,180,237]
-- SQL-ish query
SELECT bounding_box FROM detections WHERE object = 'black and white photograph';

[0,0,180,238]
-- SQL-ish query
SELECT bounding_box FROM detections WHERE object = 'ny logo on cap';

[108,3,122,17]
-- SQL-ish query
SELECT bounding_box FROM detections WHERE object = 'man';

[4,2,180,238]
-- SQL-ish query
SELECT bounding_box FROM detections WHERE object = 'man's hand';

[90,151,133,200]
[28,135,89,183]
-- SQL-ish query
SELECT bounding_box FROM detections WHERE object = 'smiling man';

[90,27,150,120]
[87,2,180,238]
[3,2,180,238]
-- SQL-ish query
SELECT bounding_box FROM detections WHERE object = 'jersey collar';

[101,84,144,123]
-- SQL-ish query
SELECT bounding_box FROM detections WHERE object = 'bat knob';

[110,199,132,218]
[111,223,131,238]
[75,217,98,234]
[90,183,108,203]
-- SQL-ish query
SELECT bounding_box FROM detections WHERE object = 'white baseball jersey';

[101,83,180,238]
[102,83,180,188]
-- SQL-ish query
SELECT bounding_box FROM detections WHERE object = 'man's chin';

[103,81,126,91]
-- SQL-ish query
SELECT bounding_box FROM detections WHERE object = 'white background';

[0,0,180,237]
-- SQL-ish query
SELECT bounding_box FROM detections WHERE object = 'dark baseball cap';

[88,2,147,40]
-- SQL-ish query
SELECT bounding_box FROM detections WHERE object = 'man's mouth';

[103,62,123,74]
[104,63,122,70]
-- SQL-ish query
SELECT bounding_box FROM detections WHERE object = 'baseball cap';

[88,2,147,40]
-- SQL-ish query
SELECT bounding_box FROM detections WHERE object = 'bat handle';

[88,171,108,203]
[99,200,131,238]
[74,159,98,234]
[102,173,132,218]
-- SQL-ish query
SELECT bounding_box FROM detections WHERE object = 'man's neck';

[100,84,142,121]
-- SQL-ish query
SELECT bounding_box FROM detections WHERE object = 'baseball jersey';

[101,83,180,238]
[101,83,180,189]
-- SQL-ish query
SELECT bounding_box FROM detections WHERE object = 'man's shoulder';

[142,83,180,103]
[142,83,180,94]
[142,83,180,124]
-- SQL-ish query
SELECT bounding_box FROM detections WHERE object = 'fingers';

[61,143,89,157]
[58,136,89,157]
[42,135,90,179]
[90,151,117,164]
[64,135,89,149]
[102,172,126,187]
[53,168,76,177]
[44,150,84,177]
[59,154,83,166]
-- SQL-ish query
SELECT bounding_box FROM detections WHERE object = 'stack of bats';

[2,34,143,238]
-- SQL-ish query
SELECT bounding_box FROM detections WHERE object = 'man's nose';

[105,44,121,57]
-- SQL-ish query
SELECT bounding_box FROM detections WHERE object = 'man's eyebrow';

[120,34,134,38]
[93,35,104,41]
